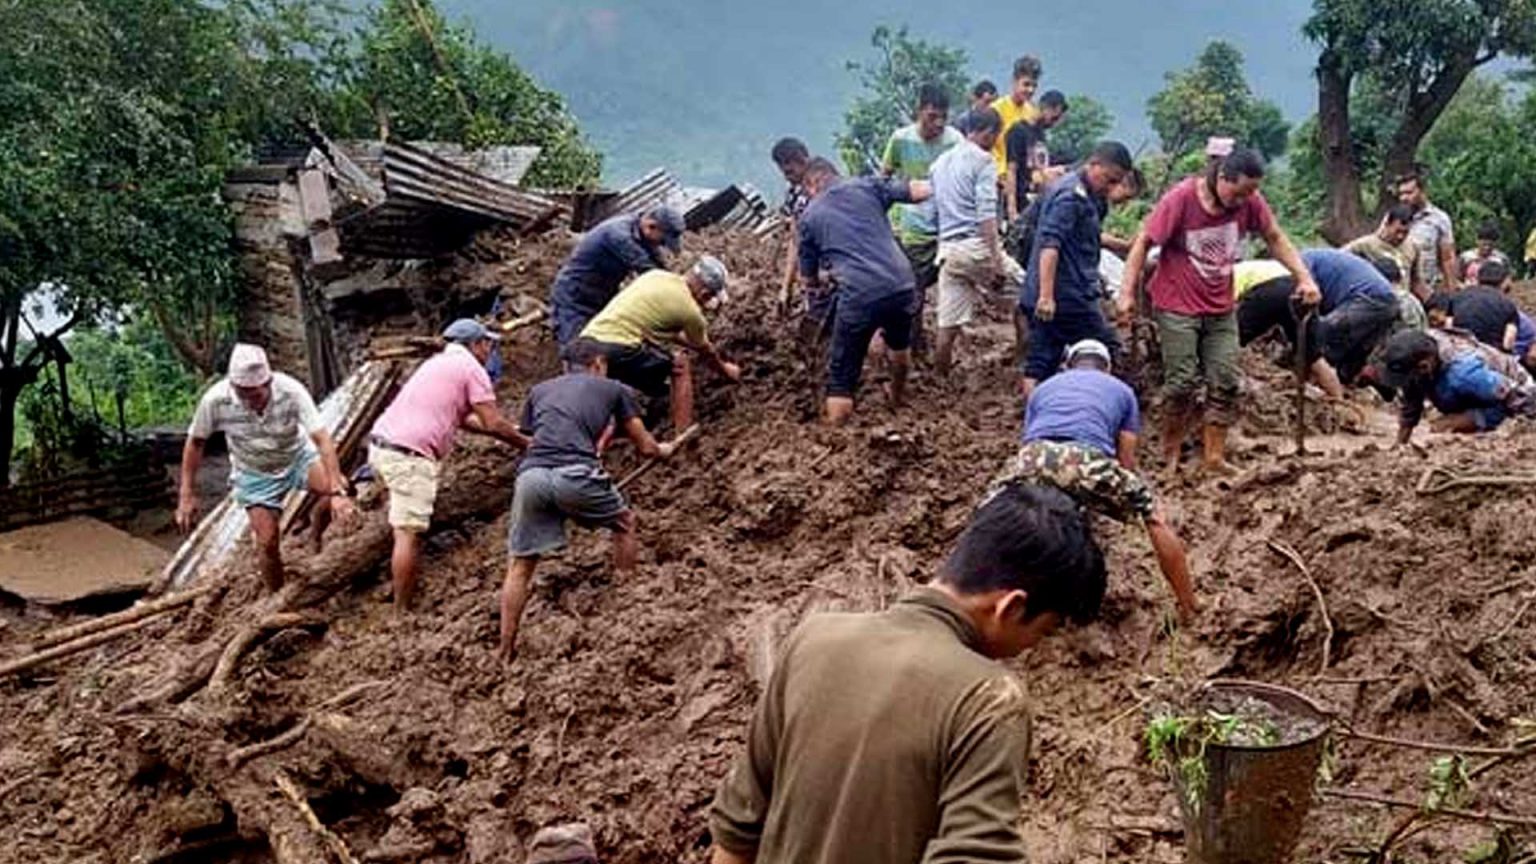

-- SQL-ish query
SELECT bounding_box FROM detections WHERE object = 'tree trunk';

[1380,57,1477,211]
[0,295,23,488]
[1317,49,1368,245]
[55,355,72,422]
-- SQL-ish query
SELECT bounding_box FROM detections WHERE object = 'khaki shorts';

[368,445,439,532]
[936,237,1025,328]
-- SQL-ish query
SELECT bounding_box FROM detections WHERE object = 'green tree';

[333,0,600,187]
[1418,75,1536,256]
[1147,41,1291,167]
[1049,95,1115,164]
[1305,0,1536,241]
[836,26,970,175]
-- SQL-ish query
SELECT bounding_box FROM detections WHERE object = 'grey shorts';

[507,465,630,558]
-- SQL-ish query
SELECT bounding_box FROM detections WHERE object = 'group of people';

[167,50,1536,862]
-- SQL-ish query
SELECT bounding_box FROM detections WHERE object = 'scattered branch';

[273,770,361,864]
[226,681,390,768]
[1267,540,1333,676]
[1341,727,1534,757]
[1323,787,1536,828]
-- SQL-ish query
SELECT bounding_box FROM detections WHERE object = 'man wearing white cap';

[370,319,531,611]
[580,255,742,430]
[987,339,1199,622]
[177,343,353,592]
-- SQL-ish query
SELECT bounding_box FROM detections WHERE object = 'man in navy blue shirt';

[797,158,932,425]
[548,207,685,344]
[988,340,1198,622]
[1020,142,1134,397]
[1238,248,1398,395]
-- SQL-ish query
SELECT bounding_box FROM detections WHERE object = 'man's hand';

[1036,295,1056,322]
[1293,278,1322,307]
[331,494,358,525]
[719,361,743,383]
[175,493,199,534]
[1116,293,1136,329]
[656,441,678,460]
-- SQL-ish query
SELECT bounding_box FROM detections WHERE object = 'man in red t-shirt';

[1118,149,1318,473]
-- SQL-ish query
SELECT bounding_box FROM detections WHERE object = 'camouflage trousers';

[987,440,1155,524]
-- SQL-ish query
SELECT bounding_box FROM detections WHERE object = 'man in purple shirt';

[370,319,530,612]
[988,340,1198,622]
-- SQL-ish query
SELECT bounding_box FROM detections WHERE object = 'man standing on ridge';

[1395,168,1457,296]
[797,157,932,424]
[178,343,353,592]
[954,79,998,135]
[548,206,685,345]
[369,319,530,612]
[989,56,1042,182]
[771,138,814,317]
[881,82,962,358]
[1118,148,1318,475]
[1004,89,1069,225]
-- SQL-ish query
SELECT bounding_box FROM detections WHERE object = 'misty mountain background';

[439,0,1319,198]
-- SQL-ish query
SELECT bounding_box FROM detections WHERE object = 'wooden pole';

[34,584,216,648]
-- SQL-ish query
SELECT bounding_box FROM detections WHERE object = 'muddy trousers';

[1155,309,1240,426]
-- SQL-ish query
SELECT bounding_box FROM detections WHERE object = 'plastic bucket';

[1171,679,1333,864]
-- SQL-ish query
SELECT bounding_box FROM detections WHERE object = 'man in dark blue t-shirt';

[500,339,682,662]
[987,340,1198,622]
[797,157,932,425]
[1019,142,1134,397]
[548,207,685,344]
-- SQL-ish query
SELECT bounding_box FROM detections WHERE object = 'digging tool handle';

[618,424,700,490]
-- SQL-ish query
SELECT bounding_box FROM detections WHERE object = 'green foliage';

[1305,0,1536,87]
[331,0,600,187]
[1419,75,1536,255]
[1426,754,1471,811]
[1145,709,1281,814]
[1146,40,1290,164]
[1049,95,1114,165]
[837,26,970,175]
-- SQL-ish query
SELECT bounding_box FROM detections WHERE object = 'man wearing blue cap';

[989,339,1198,622]
[370,319,531,612]
[549,207,685,345]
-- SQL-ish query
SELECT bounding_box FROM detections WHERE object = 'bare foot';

[1199,459,1240,479]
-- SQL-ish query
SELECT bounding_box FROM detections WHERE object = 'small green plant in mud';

[1145,709,1282,814]
[1426,754,1471,811]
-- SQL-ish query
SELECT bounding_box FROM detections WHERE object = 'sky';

[444,0,1322,193]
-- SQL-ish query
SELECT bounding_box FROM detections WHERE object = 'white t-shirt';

[189,372,323,476]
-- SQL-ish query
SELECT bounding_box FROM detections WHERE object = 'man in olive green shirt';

[581,256,742,429]
[708,483,1107,864]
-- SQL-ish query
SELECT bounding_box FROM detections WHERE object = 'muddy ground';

[2,229,1535,864]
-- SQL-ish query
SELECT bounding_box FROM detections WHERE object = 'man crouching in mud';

[707,483,1106,863]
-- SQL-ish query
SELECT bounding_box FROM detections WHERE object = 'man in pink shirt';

[1118,149,1318,473]
[369,319,530,611]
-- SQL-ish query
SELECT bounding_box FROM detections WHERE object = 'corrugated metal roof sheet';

[589,168,684,226]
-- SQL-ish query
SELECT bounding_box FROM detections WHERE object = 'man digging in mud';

[797,157,932,425]
[1380,328,1536,441]
[500,338,680,661]
[548,206,686,345]
[369,319,531,612]
[1118,148,1319,475]
[177,343,354,592]
[708,483,1106,863]
[992,339,1199,623]
[580,255,742,431]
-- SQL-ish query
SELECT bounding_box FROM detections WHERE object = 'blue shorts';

[1022,307,1120,381]
[233,448,319,511]
[828,290,915,398]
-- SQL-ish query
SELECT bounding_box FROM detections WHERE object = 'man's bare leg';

[934,326,961,376]
[305,462,334,554]
[887,349,910,408]
[1430,412,1482,435]
[1309,359,1344,399]
[391,528,423,612]
[499,556,538,661]
[1159,403,1191,469]
[612,510,639,571]
[247,507,285,592]
[1147,514,1198,623]
[824,396,855,426]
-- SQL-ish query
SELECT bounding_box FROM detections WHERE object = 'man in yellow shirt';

[990,55,1042,177]
[581,256,742,429]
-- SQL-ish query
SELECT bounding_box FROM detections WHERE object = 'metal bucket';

[1171,680,1333,864]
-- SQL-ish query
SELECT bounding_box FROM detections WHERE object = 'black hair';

[1124,167,1146,195]
[1013,55,1042,81]
[1039,90,1068,111]
[770,137,809,167]
[1424,291,1454,315]
[972,79,998,99]
[1089,141,1135,172]
[560,338,608,368]
[1384,329,1440,373]
[1370,256,1402,285]
[1478,219,1501,242]
[1384,203,1416,225]
[1478,258,1511,286]
[1393,166,1426,188]
[916,82,950,112]
[967,107,1003,136]
[1216,148,1266,181]
[939,484,1107,624]
[804,156,841,181]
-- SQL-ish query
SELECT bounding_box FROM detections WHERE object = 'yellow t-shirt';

[581,270,708,348]
[989,96,1039,175]
[1232,260,1291,299]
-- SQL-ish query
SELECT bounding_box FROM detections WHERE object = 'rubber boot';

[1201,424,1237,476]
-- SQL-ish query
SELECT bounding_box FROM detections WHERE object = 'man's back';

[1302,248,1394,312]
[710,590,1030,864]
[372,344,493,460]
[552,216,658,304]
[518,374,637,472]
[930,141,996,243]
[581,270,706,348]
[798,178,915,306]
[1448,287,1518,348]
[1024,369,1139,457]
